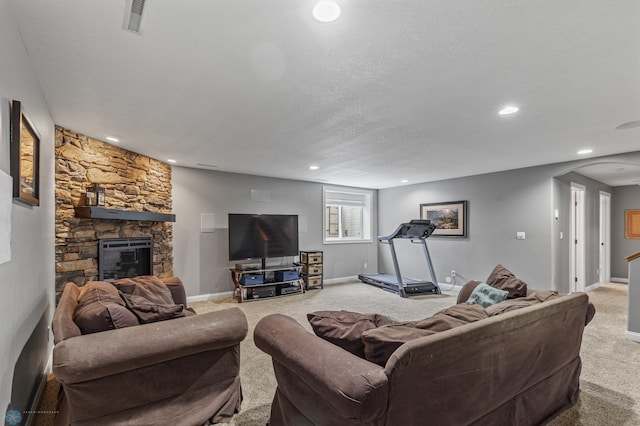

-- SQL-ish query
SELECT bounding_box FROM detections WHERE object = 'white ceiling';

[9,0,640,189]
[572,163,640,187]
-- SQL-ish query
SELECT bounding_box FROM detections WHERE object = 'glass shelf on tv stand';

[230,265,304,303]
[237,265,300,274]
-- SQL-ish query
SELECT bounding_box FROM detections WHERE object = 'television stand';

[230,264,304,303]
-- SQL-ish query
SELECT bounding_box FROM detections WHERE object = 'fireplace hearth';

[98,237,153,281]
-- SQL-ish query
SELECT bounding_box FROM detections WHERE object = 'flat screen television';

[228,213,299,261]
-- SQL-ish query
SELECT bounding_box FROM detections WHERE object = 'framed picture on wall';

[625,209,640,239]
[420,200,468,237]
[10,100,40,206]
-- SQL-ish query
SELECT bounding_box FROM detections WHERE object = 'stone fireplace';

[55,127,174,297]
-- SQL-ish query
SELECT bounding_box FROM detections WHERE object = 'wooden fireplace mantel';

[74,206,176,222]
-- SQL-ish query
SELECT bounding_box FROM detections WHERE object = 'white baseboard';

[611,277,629,284]
[324,276,358,285]
[584,282,601,292]
[626,330,640,343]
[438,282,463,292]
[187,291,233,303]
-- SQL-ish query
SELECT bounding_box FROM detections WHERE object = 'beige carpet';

[190,281,640,425]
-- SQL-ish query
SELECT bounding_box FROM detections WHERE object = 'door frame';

[570,183,586,293]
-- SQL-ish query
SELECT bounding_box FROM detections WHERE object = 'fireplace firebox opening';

[98,237,153,281]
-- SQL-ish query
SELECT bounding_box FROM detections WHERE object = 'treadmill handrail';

[378,219,436,241]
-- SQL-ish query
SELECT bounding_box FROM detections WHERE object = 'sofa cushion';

[307,310,394,357]
[120,292,189,323]
[73,281,139,334]
[485,290,560,316]
[113,275,175,304]
[486,264,528,298]
[362,304,488,366]
[161,276,188,306]
[466,282,509,307]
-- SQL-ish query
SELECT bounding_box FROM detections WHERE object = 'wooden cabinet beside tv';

[300,250,324,290]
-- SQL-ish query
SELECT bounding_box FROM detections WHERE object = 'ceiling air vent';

[124,0,146,34]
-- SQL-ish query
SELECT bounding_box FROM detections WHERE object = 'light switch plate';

[516,231,526,240]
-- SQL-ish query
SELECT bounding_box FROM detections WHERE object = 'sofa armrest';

[456,280,482,304]
[54,307,247,384]
[254,314,388,422]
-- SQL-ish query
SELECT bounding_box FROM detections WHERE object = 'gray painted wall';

[612,185,640,279]
[0,0,55,418]
[378,165,556,290]
[379,152,640,294]
[551,177,570,291]
[172,167,378,296]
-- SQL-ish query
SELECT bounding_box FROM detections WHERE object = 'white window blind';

[323,187,372,243]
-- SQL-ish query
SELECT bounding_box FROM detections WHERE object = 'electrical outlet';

[451,270,456,277]
[363,262,368,269]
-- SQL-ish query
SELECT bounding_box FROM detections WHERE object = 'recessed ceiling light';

[309,165,320,170]
[400,179,409,183]
[577,149,593,155]
[167,159,177,164]
[313,1,341,23]
[498,106,519,116]
[106,136,120,143]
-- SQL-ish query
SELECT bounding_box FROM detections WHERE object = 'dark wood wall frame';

[10,100,40,206]
[420,200,468,237]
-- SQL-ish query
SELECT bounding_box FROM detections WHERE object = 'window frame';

[322,186,373,244]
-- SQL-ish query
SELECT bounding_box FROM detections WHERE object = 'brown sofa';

[254,283,594,425]
[52,277,248,426]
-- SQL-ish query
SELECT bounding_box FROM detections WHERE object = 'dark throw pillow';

[112,275,175,305]
[466,282,509,308]
[307,310,394,358]
[485,290,560,316]
[119,292,187,324]
[73,281,139,335]
[486,264,528,298]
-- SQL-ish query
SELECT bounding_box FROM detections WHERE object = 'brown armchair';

[52,277,248,426]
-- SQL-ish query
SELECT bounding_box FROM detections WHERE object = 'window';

[323,186,373,243]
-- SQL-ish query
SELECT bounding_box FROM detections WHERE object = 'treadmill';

[358,219,441,297]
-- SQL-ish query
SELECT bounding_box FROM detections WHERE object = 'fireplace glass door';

[98,237,153,281]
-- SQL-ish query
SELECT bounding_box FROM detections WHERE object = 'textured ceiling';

[9,0,640,188]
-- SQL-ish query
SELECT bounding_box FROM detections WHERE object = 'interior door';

[599,191,611,283]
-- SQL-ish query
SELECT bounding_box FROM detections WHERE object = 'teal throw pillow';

[466,282,509,308]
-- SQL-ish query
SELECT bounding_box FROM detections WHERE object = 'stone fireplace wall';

[55,126,173,296]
